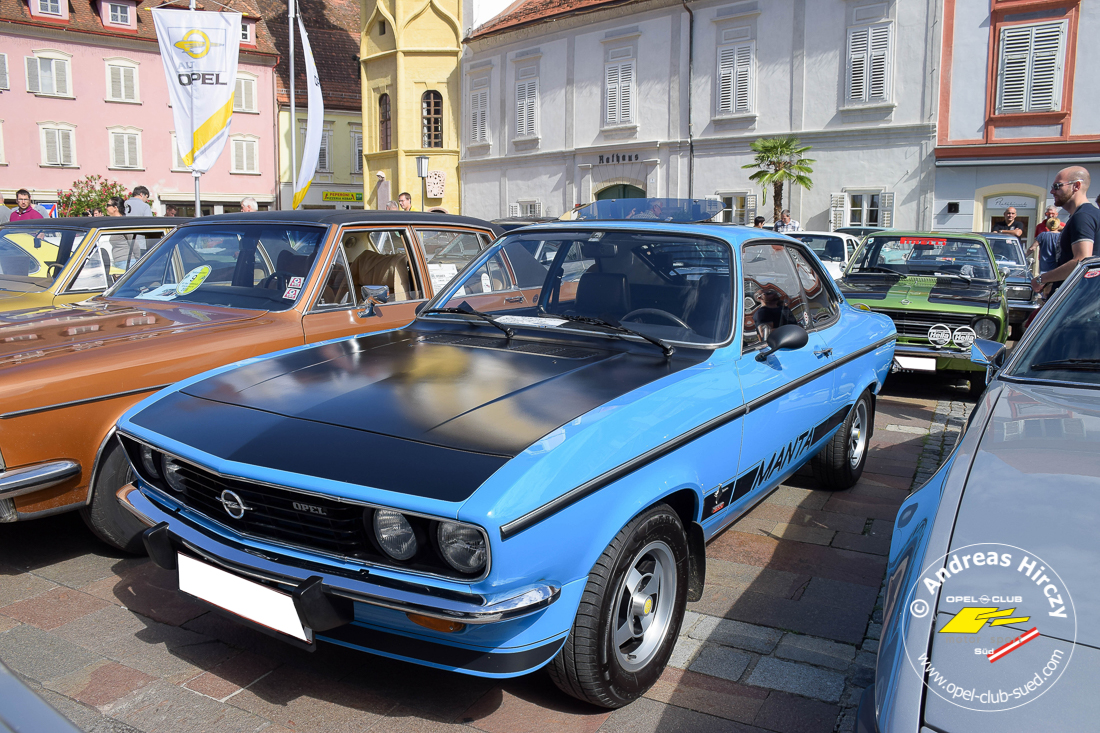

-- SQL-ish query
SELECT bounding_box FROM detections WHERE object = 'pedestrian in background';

[10,190,43,221]
[0,202,9,224]
[240,197,258,212]
[753,216,766,228]
[398,192,412,211]
[993,207,1024,238]
[105,197,125,216]
[1032,166,1099,294]
[1031,217,1063,285]
[125,186,153,217]
[775,209,801,233]
[164,205,178,217]
[385,200,399,210]
[1034,205,1059,239]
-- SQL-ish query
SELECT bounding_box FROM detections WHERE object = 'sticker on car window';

[427,263,459,290]
[495,316,567,328]
[288,276,304,288]
[134,283,179,301]
[1086,270,1100,279]
[283,287,301,300]
[176,265,211,295]
[481,273,492,292]
[900,237,947,247]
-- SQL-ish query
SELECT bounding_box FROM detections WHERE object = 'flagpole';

[190,0,201,216]
[288,0,297,209]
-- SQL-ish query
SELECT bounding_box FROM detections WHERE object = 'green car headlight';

[973,318,998,340]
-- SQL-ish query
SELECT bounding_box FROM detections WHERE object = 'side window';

[69,248,110,291]
[741,243,807,350]
[315,245,353,309]
[788,246,839,329]
[416,228,486,292]
[456,253,513,296]
[96,231,163,277]
[344,229,424,303]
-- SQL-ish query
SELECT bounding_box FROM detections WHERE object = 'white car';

[788,231,861,280]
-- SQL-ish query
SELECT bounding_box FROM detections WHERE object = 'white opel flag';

[292,16,324,210]
[153,9,242,173]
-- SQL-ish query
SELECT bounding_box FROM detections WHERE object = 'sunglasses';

[1051,180,1081,191]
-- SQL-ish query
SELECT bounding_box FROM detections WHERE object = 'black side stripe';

[499,334,895,540]
[0,384,173,420]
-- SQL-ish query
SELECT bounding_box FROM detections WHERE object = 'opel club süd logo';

[902,543,1076,712]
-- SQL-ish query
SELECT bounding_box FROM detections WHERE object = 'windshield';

[1005,266,1100,386]
[110,224,325,311]
[423,230,734,345]
[0,228,85,285]
[849,235,996,280]
[986,236,1026,267]
[793,234,848,263]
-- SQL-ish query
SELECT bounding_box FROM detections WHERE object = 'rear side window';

[742,243,808,350]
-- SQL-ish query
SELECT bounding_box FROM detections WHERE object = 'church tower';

[361,0,463,212]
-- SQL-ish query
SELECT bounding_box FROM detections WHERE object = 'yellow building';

[278,109,365,210]
[360,0,462,213]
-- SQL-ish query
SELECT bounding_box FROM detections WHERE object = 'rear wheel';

[79,440,147,554]
[812,390,873,491]
[549,504,688,708]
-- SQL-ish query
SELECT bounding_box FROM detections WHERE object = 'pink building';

[0,0,279,215]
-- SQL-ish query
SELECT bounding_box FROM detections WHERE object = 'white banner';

[153,9,242,174]
[292,16,324,209]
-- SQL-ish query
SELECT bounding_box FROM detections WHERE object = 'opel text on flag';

[292,15,325,209]
[152,9,242,173]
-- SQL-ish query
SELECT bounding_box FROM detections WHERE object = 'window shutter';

[352,133,363,172]
[317,133,329,172]
[26,56,40,93]
[605,64,620,125]
[54,59,67,96]
[112,132,124,166]
[126,133,138,167]
[44,128,59,164]
[998,26,1031,113]
[508,203,520,217]
[470,89,487,142]
[880,192,894,227]
[1029,22,1064,111]
[618,61,634,124]
[868,26,890,101]
[244,79,254,112]
[848,28,869,102]
[59,129,73,166]
[110,66,122,99]
[234,79,244,111]
[233,139,244,171]
[717,46,735,114]
[124,67,135,100]
[744,193,757,225]
[734,43,753,113]
[526,80,538,136]
[830,193,846,231]
[0,54,9,90]
[245,140,256,172]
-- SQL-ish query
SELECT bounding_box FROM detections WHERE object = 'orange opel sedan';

[0,211,500,551]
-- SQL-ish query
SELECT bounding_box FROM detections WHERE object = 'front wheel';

[811,390,873,491]
[549,504,688,708]
[79,439,147,554]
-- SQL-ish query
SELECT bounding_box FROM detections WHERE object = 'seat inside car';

[349,249,411,301]
[824,239,845,261]
[571,272,629,320]
[685,274,731,340]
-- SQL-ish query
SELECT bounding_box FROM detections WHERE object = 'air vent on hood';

[419,334,599,359]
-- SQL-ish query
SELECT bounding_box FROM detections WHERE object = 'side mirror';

[755,324,809,362]
[971,338,1006,384]
[357,285,390,318]
[999,266,1011,281]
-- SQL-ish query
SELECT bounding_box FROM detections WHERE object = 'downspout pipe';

[682,0,694,199]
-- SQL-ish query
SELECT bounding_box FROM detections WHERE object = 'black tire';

[79,439,147,554]
[811,390,873,491]
[549,504,689,709]
[968,375,987,399]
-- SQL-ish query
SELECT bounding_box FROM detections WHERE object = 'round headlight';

[161,457,187,492]
[373,510,418,561]
[140,446,161,479]
[437,522,487,574]
[974,317,998,340]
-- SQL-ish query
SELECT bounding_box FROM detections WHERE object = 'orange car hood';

[0,298,266,364]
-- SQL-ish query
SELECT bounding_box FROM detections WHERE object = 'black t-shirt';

[1057,203,1100,268]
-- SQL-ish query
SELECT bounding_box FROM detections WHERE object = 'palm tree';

[742,137,815,223]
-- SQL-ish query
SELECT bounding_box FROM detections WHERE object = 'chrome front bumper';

[0,460,81,500]
[118,484,559,625]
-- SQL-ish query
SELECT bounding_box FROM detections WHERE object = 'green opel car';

[838,232,1008,393]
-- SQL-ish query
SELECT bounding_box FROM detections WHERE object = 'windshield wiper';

[931,271,972,284]
[549,313,675,357]
[1030,359,1100,372]
[421,302,514,338]
[856,265,905,276]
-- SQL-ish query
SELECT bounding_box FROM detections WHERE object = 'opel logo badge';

[219,489,249,519]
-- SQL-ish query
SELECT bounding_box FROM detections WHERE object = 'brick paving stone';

[459,675,610,733]
[36,683,144,733]
[820,495,904,520]
[0,614,18,634]
[729,517,779,537]
[774,634,856,671]
[745,503,866,534]
[44,659,157,708]
[681,610,703,635]
[715,592,869,645]
[702,559,808,598]
[644,668,768,725]
[799,578,879,613]
[342,654,495,721]
[0,623,102,682]
[853,472,912,491]
[32,553,145,591]
[830,531,892,555]
[765,487,829,511]
[707,533,887,588]
[0,586,109,631]
[864,458,920,478]
[752,690,839,733]
[599,697,769,732]
[184,651,281,701]
[0,569,57,606]
[688,644,752,682]
[668,635,704,669]
[689,616,783,654]
[369,705,473,731]
[82,561,206,627]
[102,679,272,733]
[746,658,845,703]
[769,523,835,546]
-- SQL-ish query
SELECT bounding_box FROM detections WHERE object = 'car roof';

[789,231,850,237]
[174,210,503,234]
[866,230,990,243]
[0,217,179,229]
[494,219,798,244]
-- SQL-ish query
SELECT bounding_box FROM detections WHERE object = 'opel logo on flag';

[174,29,220,59]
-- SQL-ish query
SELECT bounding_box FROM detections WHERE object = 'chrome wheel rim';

[849,401,868,469]
[613,540,677,673]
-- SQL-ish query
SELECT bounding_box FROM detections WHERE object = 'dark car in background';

[976,232,1037,336]
[859,256,1100,732]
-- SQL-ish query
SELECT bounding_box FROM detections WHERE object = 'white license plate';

[894,356,937,372]
[177,553,311,642]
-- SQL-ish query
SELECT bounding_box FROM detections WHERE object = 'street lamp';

[415,155,429,212]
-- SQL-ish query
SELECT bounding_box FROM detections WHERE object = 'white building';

[459,0,940,230]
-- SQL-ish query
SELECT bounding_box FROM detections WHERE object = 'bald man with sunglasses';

[1032,166,1099,294]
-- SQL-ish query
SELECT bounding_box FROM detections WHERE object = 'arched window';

[378,93,392,151]
[421,90,443,148]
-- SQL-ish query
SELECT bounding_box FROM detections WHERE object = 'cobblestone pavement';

[0,374,974,733]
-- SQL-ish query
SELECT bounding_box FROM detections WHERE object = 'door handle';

[504,296,525,303]
[814,348,833,358]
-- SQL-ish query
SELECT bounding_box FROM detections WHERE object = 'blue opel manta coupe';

[114,200,895,708]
